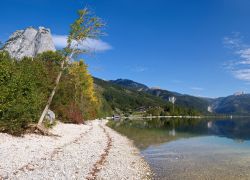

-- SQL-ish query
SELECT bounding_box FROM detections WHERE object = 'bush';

[0,51,61,135]
[0,51,104,135]
[52,60,102,121]
[65,102,84,124]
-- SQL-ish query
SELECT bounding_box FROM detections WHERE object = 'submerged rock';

[3,26,55,59]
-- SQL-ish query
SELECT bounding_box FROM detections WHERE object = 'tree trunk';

[37,60,65,126]
[37,46,77,127]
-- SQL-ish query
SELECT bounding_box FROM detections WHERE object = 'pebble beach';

[0,120,152,180]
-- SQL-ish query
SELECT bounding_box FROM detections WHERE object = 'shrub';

[65,102,84,124]
[0,51,102,135]
[0,51,62,135]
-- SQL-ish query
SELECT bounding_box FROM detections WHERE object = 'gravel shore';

[0,120,152,179]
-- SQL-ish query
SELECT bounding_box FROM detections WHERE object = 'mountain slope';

[94,78,200,115]
[110,78,250,115]
[110,79,148,91]
[212,94,250,115]
[95,78,168,112]
[110,79,210,113]
[148,89,210,113]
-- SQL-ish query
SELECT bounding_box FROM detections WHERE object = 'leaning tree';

[37,8,104,128]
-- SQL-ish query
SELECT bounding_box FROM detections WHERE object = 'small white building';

[207,106,213,113]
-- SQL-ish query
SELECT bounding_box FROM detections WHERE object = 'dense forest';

[0,51,110,135]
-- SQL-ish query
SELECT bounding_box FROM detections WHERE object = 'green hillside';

[110,79,210,114]
[94,78,200,116]
[213,94,250,115]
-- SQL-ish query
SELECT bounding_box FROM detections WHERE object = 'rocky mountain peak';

[110,79,149,91]
[3,26,56,59]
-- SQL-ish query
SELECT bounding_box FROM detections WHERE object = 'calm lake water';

[108,118,250,180]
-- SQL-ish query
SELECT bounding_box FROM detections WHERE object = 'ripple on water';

[142,136,250,180]
[109,118,250,179]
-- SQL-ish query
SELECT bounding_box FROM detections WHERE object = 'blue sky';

[1,0,250,97]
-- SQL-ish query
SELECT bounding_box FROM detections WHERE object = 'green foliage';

[0,8,106,134]
[94,78,165,113]
[65,8,105,57]
[0,51,105,134]
[68,8,104,42]
[94,90,113,118]
[94,78,200,116]
[1,51,69,133]
[110,79,210,113]
[146,104,200,116]
[0,50,199,136]
[0,51,56,135]
[38,7,105,125]
[213,94,250,115]
[52,60,102,122]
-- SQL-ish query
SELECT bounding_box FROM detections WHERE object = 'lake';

[108,118,250,179]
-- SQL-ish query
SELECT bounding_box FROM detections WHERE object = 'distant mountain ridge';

[110,78,250,115]
[211,94,250,115]
[110,79,210,113]
[94,78,200,115]
[110,79,149,91]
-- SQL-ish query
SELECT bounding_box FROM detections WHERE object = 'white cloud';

[52,35,112,52]
[237,48,250,64]
[224,33,250,81]
[52,35,67,47]
[223,32,243,48]
[234,69,250,81]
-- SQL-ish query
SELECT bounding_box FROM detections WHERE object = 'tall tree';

[37,8,104,127]
[69,60,99,119]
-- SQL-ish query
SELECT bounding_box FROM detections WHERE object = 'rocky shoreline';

[0,120,152,179]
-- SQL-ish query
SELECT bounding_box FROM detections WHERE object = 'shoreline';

[0,120,152,179]
[108,115,250,120]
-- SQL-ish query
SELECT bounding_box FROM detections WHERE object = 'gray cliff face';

[3,27,56,59]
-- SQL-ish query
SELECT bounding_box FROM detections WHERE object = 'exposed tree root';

[36,125,57,136]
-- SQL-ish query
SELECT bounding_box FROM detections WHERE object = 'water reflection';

[109,118,250,149]
[108,118,196,149]
[108,118,250,179]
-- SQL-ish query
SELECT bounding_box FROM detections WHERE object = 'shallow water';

[108,118,250,179]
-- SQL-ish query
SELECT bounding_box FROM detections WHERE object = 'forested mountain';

[110,79,210,113]
[110,79,149,91]
[211,94,250,115]
[110,79,250,115]
[94,78,200,116]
